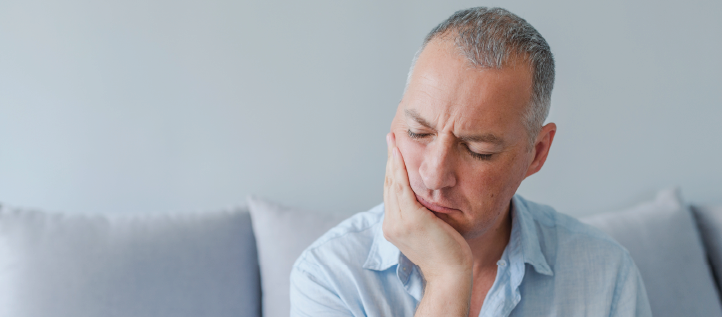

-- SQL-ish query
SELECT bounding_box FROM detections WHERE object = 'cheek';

[458,165,496,197]
[465,154,529,204]
[396,136,425,185]
[457,157,519,204]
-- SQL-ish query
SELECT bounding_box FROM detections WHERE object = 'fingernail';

[393,147,398,158]
[386,134,391,146]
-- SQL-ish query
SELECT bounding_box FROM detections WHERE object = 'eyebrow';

[404,109,505,145]
[405,109,435,129]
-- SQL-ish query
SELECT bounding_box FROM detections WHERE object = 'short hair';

[405,7,555,145]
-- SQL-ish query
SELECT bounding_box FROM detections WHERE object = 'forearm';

[414,270,473,317]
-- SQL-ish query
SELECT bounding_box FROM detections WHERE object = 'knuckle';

[382,226,391,240]
[383,218,399,235]
[386,222,407,238]
[382,223,396,241]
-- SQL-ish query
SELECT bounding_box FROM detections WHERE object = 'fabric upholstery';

[0,205,261,317]
[580,189,722,317]
[247,196,351,317]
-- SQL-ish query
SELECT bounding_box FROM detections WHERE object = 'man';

[291,7,651,317]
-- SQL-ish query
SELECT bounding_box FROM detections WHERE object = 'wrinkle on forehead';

[404,107,507,149]
[401,40,532,144]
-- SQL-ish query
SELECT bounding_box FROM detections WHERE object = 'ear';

[524,123,557,178]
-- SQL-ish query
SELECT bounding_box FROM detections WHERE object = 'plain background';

[1,0,720,217]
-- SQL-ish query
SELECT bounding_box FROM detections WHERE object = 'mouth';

[415,194,459,214]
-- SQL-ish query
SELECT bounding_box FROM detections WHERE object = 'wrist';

[422,265,473,295]
[416,268,473,317]
[420,263,473,285]
[426,268,472,285]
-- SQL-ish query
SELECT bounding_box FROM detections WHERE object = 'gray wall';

[1,0,720,216]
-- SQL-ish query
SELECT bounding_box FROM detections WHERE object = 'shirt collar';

[363,196,553,276]
[362,211,400,271]
[509,195,554,276]
[362,208,424,301]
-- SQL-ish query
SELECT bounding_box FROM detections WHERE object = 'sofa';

[0,188,720,317]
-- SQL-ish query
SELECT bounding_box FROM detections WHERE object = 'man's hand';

[383,132,473,316]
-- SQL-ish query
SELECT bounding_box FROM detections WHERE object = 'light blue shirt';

[290,195,652,316]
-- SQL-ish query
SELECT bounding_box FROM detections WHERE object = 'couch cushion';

[691,204,722,295]
[0,205,260,317]
[580,189,722,317]
[247,196,351,317]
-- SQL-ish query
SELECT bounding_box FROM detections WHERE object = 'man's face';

[390,39,536,240]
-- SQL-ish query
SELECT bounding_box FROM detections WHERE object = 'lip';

[415,194,459,214]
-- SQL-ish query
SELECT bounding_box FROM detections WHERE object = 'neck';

[466,201,513,273]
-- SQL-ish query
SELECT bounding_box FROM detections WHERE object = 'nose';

[418,137,457,190]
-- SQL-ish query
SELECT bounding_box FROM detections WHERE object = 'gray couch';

[0,188,720,317]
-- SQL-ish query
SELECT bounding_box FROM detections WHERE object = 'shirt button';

[497,260,507,266]
[402,267,407,271]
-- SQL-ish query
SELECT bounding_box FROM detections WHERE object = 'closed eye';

[407,130,430,139]
[409,129,493,161]
[465,146,493,161]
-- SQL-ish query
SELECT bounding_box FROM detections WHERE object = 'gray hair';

[405,7,555,145]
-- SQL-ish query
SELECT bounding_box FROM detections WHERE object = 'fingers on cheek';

[401,185,417,204]
[384,159,396,189]
[390,173,414,202]
[393,159,409,185]
[385,163,403,194]
[393,182,406,195]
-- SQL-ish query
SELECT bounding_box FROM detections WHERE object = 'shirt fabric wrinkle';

[290,194,652,317]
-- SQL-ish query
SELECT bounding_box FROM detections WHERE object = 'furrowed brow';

[405,109,505,145]
[459,134,505,145]
[404,109,435,130]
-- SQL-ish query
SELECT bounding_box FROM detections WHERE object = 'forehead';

[403,39,533,134]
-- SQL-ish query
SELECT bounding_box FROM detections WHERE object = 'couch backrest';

[0,205,261,317]
[580,189,722,317]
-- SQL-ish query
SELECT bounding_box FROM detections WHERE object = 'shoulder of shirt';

[517,195,634,260]
[293,203,384,269]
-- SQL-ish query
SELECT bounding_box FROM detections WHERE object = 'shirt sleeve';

[290,257,355,317]
[609,255,653,317]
